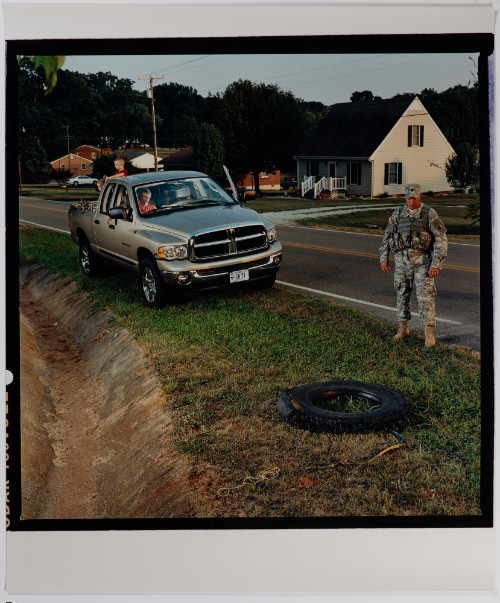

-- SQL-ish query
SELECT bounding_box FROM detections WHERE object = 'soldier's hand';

[381,262,391,273]
[428,267,439,278]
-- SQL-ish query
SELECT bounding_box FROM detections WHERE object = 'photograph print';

[6,31,494,531]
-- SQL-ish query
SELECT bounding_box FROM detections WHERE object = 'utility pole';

[139,76,163,171]
[66,125,71,173]
[66,125,71,199]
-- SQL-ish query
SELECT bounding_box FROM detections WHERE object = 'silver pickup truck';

[68,170,282,308]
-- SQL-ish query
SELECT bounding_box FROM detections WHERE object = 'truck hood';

[139,203,272,238]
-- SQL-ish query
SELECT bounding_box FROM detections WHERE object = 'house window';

[260,172,269,179]
[347,162,361,185]
[81,164,87,170]
[384,162,403,185]
[307,161,319,177]
[408,125,424,147]
[60,163,65,170]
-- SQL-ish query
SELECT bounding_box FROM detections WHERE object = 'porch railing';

[301,175,315,196]
[302,176,346,197]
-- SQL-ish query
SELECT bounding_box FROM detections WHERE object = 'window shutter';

[408,125,412,147]
[420,125,424,147]
[397,163,402,184]
[384,163,389,185]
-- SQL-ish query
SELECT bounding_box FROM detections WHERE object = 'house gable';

[370,97,455,196]
[50,153,93,176]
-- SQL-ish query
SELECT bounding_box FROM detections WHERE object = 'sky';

[62,52,479,106]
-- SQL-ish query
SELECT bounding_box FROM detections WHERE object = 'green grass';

[294,195,481,237]
[19,227,483,518]
[19,181,99,202]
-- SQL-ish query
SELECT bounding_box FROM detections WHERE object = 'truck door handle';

[94,219,100,224]
[108,225,115,230]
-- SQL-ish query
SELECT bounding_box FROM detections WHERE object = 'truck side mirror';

[109,206,127,220]
[242,190,256,203]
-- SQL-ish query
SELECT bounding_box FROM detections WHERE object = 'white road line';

[276,280,462,325]
[19,220,70,234]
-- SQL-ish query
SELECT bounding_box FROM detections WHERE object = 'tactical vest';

[393,205,433,252]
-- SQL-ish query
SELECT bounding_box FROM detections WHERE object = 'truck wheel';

[140,258,169,308]
[79,237,102,277]
[278,381,410,434]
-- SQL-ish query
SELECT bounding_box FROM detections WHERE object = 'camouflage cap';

[405,183,421,198]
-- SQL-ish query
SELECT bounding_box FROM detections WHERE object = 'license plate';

[230,269,249,283]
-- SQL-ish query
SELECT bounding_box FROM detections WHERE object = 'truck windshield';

[133,177,237,215]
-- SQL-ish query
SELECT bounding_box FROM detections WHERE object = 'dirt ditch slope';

[19,262,196,519]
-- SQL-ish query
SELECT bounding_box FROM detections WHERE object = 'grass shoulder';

[18,226,482,518]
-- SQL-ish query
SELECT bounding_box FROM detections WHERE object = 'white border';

[2,2,498,600]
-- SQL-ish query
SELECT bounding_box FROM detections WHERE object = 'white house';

[294,96,455,198]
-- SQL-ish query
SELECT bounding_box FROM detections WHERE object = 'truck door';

[106,184,138,267]
[93,182,117,251]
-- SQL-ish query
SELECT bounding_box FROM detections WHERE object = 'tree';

[17,55,65,95]
[444,143,479,194]
[91,153,138,179]
[19,135,50,183]
[193,123,225,179]
[350,90,382,103]
[297,99,330,137]
[153,82,204,147]
[215,80,305,195]
[85,72,152,149]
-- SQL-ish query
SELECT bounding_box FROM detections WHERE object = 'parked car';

[281,177,297,189]
[66,175,98,187]
[67,170,282,308]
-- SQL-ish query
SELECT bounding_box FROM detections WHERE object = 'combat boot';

[394,321,410,340]
[425,326,436,347]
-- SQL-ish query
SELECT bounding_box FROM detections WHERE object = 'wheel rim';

[80,245,90,273]
[142,266,157,303]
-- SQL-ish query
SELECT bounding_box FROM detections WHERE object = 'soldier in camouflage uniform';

[379,184,448,347]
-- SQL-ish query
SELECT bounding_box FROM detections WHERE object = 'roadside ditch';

[19,261,196,520]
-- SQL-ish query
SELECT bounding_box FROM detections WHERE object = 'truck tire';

[139,258,169,309]
[79,236,102,277]
[278,380,410,434]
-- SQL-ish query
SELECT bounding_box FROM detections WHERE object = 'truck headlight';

[266,227,278,244]
[158,245,188,260]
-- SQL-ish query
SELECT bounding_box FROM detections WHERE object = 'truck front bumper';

[159,252,282,289]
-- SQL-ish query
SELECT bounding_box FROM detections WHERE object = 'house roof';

[75,144,101,151]
[50,153,93,164]
[129,153,159,169]
[159,147,194,167]
[295,97,413,159]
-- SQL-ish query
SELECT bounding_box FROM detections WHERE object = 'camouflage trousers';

[393,251,436,326]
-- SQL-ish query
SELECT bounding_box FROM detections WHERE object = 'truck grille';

[190,224,268,260]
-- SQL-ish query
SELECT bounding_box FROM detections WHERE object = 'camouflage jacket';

[379,203,448,269]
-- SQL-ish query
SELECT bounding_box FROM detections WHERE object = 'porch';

[301,176,346,198]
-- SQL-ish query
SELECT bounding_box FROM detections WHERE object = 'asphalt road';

[18,196,483,351]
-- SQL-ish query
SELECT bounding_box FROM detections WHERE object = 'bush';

[49,168,71,186]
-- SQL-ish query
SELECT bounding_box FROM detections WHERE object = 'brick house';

[238,170,280,191]
[74,144,113,160]
[50,153,94,177]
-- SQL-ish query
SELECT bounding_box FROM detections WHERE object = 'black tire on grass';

[277,380,411,434]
